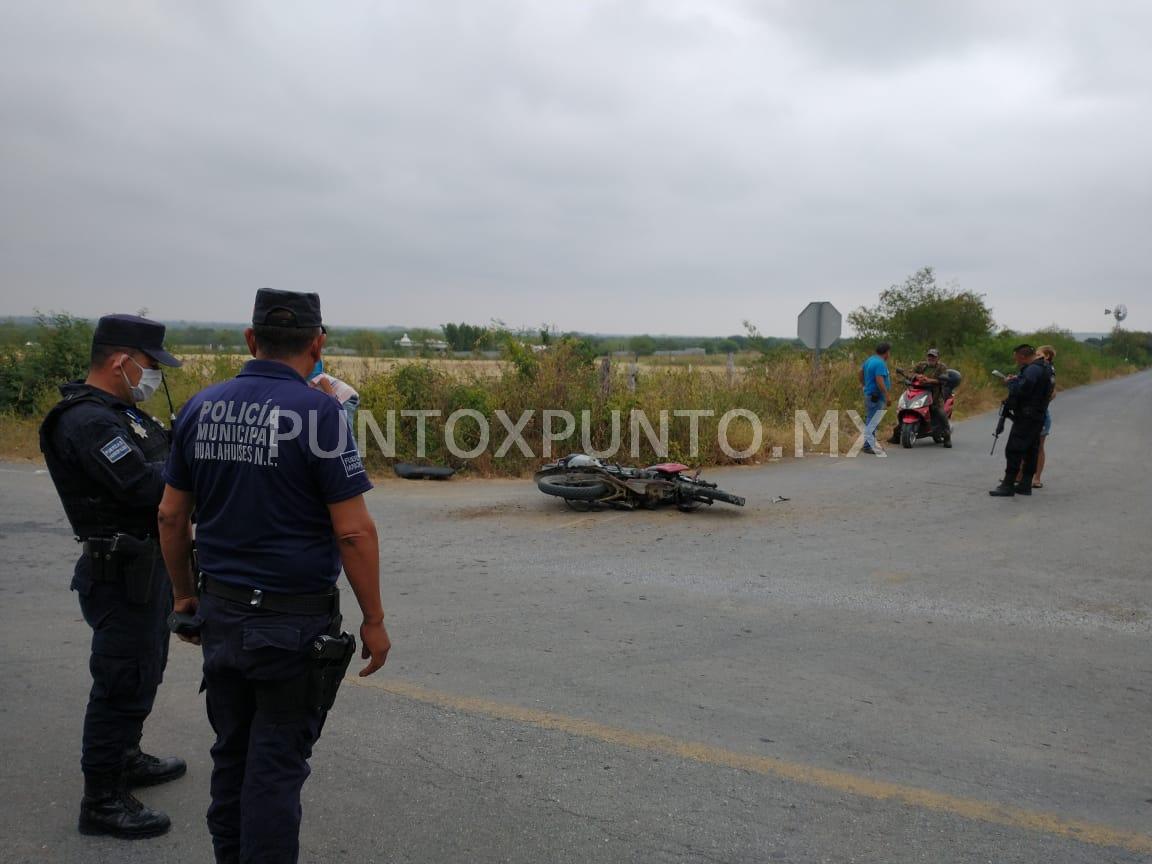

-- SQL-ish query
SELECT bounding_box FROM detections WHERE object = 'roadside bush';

[0,314,92,414]
[849,267,995,353]
[2,309,1147,475]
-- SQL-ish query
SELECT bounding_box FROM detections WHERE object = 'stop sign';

[797,302,841,350]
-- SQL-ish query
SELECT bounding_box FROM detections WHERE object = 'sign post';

[797,301,842,371]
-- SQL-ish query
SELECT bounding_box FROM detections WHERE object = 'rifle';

[990,370,1010,455]
[990,400,1010,455]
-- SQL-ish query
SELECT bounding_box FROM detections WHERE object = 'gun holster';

[254,629,357,717]
[310,632,357,711]
[83,534,157,605]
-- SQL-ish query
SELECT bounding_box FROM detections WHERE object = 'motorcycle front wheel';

[900,423,916,449]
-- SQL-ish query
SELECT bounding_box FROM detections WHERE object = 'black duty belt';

[82,534,155,558]
[199,573,338,616]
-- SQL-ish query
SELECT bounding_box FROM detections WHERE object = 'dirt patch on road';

[1070,600,1149,624]
[450,501,534,520]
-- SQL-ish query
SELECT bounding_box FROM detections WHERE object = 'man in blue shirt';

[158,288,391,862]
[858,342,892,457]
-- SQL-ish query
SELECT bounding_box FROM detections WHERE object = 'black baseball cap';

[252,287,324,330]
[93,314,182,367]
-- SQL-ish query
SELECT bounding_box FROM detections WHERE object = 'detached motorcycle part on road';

[534,454,745,511]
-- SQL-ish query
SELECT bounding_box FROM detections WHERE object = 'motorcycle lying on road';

[888,368,961,448]
[534,454,746,511]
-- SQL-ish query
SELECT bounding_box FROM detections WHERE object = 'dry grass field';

[177,352,741,386]
[178,354,510,384]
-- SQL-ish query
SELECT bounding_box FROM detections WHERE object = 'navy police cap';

[93,314,182,368]
[252,287,324,330]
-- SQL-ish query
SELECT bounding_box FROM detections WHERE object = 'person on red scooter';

[910,348,952,448]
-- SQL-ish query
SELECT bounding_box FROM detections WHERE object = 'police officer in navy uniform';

[158,288,391,863]
[990,343,1053,497]
[39,315,187,839]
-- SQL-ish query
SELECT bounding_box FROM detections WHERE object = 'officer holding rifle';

[40,315,187,839]
[989,343,1053,497]
[158,288,391,863]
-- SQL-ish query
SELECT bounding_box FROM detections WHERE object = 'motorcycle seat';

[647,462,690,474]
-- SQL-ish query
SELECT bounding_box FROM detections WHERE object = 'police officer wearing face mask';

[39,314,187,839]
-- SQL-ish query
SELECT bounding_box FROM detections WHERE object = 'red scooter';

[889,368,960,448]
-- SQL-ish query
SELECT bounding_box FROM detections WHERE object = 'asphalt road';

[1,371,1149,863]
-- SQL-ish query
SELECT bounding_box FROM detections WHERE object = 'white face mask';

[121,356,163,403]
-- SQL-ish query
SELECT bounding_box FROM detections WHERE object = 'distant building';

[396,333,449,352]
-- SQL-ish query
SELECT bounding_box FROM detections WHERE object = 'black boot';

[79,776,171,839]
[942,435,952,449]
[124,746,187,788]
[1014,475,1033,496]
[989,477,1016,497]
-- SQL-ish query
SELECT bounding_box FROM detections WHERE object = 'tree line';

[0,317,783,359]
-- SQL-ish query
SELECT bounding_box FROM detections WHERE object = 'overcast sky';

[1,0,1148,336]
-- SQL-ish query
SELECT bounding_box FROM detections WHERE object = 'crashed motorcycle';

[888,368,961,448]
[534,454,745,511]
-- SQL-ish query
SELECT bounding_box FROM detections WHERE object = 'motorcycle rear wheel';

[536,474,610,501]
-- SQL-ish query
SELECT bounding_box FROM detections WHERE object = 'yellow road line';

[348,676,1152,855]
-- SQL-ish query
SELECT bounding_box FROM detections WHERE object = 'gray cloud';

[1,0,1148,335]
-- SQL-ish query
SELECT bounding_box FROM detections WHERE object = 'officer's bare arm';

[157,485,197,603]
[328,495,390,676]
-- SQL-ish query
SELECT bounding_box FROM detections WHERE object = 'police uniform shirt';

[163,360,372,594]
[41,382,171,538]
[1008,359,1052,412]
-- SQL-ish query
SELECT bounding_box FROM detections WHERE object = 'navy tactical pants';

[1004,413,1044,480]
[73,547,172,782]
[198,592,330,864]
